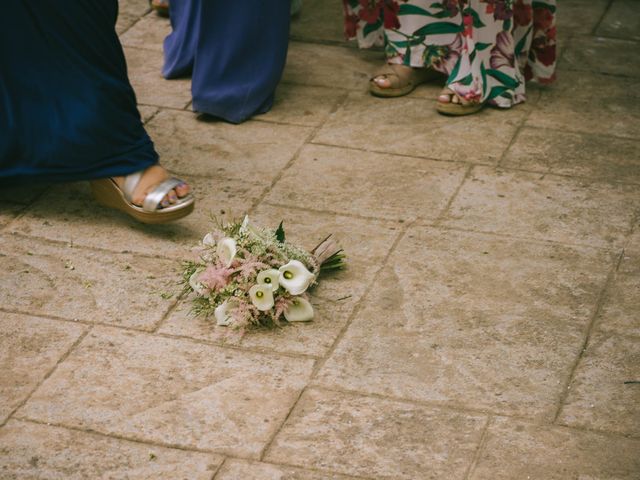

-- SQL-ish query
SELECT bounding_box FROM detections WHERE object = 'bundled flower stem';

[182,216,345,329]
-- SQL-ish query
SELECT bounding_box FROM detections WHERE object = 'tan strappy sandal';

[436,87,484,116]
[369,64,441,98]
[90,171,194,224]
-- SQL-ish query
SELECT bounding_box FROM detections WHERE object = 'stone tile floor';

[1,1,639,478]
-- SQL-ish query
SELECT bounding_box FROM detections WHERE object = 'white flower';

[214,300,237,326]
[240,215,250,232]
[249,284,275,311]
[189,269,207,296]
[202,233,216,246]
[279,260,315,295]
[257,269,280,290]
[217,237,237,267]
[284,297,314,322]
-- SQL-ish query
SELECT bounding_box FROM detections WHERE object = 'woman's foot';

[112,165,190,209]
[370,63,441,98]
[91,165,194,224]
[436,87,484,116]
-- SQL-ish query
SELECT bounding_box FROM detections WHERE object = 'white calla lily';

[189,269,207,296]
[217,237,237,267]
[202,233,216,246]
[257,269,280,290]
[278,260,315,295]
[284,297,314,322]
[249,284,275,311]
[214,300,237,326]
[240,215,250,233]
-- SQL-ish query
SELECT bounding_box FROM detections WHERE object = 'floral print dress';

[343,0,556,107]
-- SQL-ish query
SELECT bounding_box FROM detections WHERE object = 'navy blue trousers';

[0,0,157,186]
[163,0,291,124]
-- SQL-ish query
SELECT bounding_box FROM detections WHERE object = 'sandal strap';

[142,177,184,212]
[122,171,143,203]
[371,63,413,82]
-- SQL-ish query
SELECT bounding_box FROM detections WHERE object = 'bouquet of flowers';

[182,216,345,328]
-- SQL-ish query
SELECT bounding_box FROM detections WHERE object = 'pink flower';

[198,264,233,292]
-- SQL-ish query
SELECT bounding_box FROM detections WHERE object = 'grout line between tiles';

[209,457,227,480]
[0,306,322,361]
[310,385,640,441]
[591,0,615,36]
[307,139,640,186]
[432,164,474,227]
[552,248,626,424]
[1,327,92,428]
[258,219,413,461]
[463,415,493,480]
[248,89,351,213]
[15,417,377,479]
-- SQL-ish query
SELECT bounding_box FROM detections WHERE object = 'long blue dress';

[0,0,157,186]
[163,0,291,124]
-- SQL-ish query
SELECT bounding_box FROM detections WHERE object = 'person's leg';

[187,0,291,123]
[162,0,200,78]
[1,0,190,213]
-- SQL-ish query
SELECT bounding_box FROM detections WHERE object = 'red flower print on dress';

[358,0,381,23]
[345,13,359,37]
[382,0,401,29]
[533,6,554,31]
[535,43,556,66]
[463,14,473,37]
[513,0,532,27]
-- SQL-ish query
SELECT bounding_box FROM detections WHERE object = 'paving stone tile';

[158,299,245,346]
[561,35,640,78]
[120,12,170,52]
[0,314,85,424]
[161,292,354,359]
[556,0,610,35]
[216,458,368,480]
[239,297,355,357]
[557,332,640,436]
[8,177,263,258]
[261,83,343,127]
[0,184,49,206]
[161,205,397,356]
[313,92,528,164]
[502,127,640,183]
[18,327,315,458]
[470,417,640,479]
[0,234,178,329]
[265,144,468,221]
[138,105,159,124]
[124,47,191,109]
[266,388,486,480]
[0,419,221,479]
[249,204,401,302]
[0,204,24,230]
[283,42,383,91]
[145,109,312,183]
[290,0,347,45]
[596,0,640,41]
[596,250,640,336]
[526,70,640,139]
[442,166,639,248]
[116,0,150,35]
[315,227,613,420]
